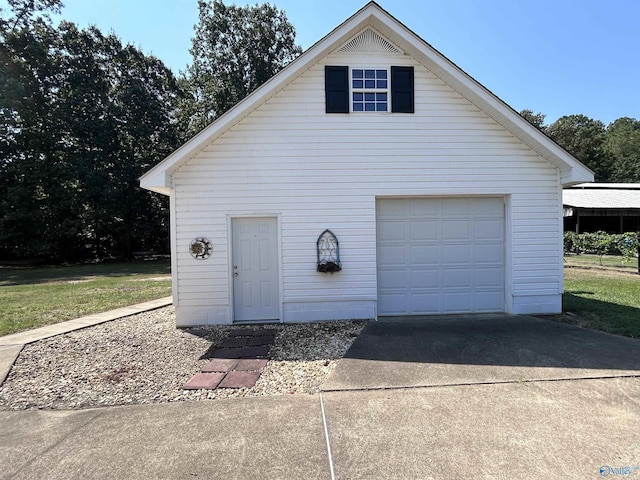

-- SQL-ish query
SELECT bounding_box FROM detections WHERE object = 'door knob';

[234,272,239,277]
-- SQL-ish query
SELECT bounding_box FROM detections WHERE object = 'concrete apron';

[321,378,640,479]
[0,396,331,480]
[319,314,640,479]
[322,314,640,391]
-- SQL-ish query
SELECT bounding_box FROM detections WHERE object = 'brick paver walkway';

[183,328,276,390]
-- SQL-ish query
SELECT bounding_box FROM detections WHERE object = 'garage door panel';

[377,197,505,316]
[377,221,407,241]
[410,294,440,313]
[442,198,472,216]
[442,220,471,240]
[475,244,503,263]
[475,267,504,287]
[475,291,504,311]
[377,269,408,289]
[381,293,410,314]
[472,198,504,215]
[377,200,408,217]
[442,293,472,313]
[443,244,472,263]
[410,269,439,289]
[377,245,407,266]
[409,221,439,240]
[443,269,472,288]
[410,245,439,264]
[475,219,504,240]
[409,199,439,216]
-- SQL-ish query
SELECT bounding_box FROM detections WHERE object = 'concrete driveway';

[323,314,640,390]
[1,315,640,479]
[322,315,640,479]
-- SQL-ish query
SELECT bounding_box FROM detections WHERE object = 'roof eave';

[139,170,172,196]
[139,4,382,190]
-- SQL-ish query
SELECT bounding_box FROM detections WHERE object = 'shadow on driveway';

[323,315,640,391]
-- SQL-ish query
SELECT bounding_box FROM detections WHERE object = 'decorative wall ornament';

[317,229,342,273]
[189,237,212,259]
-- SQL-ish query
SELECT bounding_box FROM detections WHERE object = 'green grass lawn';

[2,255,638,339]
[564,253,639,272]
[0,260,172,337]
[563,255,640,338]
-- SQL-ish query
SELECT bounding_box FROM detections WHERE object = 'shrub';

[564,231,639,259]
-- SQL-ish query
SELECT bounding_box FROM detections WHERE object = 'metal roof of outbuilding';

[563,184,640,209]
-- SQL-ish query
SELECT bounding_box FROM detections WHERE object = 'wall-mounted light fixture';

[317,229,342,273]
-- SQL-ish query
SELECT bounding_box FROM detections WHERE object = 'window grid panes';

[352,69,388,112]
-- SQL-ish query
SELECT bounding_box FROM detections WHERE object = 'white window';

[351,68,388,112]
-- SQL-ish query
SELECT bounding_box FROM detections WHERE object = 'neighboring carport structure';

[563,183,640,233]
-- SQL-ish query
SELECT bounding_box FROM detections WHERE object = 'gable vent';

[339,29,402,54]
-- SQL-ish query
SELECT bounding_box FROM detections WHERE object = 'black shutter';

[325,66,349,113]
[391,66,414,113]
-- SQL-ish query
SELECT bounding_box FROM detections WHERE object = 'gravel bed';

[0,306,365,410]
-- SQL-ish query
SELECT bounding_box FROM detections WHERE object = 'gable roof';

[141,1,594,195]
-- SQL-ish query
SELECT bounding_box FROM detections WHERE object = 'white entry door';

[232,217,280,322]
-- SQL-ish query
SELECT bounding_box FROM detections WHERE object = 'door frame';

[227,214,283,323]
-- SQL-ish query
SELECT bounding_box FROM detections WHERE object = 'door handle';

[234,272,239,277]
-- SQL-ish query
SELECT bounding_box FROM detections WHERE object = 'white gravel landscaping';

[0,306,365,410]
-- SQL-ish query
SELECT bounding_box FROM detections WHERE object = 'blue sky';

[36,0,640,125]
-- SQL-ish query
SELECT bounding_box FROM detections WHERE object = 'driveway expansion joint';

[320,374,640,394]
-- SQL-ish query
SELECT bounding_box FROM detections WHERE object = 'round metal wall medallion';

[189,237,212,259]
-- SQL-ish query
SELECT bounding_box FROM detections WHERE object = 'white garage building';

[140,2,593,326]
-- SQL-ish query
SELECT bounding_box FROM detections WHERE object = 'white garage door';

[376,197,505,315]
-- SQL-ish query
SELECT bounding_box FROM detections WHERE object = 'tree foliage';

[0,2,183,261]
[181,0,302,135]
[545,114,609,180]
[519,109,546,130]
[0,0,303,263]
[521,109,640,183]
[1,0,638,264]
[0,0,62,29]
[604,117,640,182]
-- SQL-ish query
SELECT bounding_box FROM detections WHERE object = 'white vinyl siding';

[171,50,562,323]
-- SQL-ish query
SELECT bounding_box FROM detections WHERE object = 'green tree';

[0,2,183,261]
[605,117,640,182]
[53,22,183,258]
[519,109,546,130]
[182,0,302,135]
[0,4,69,259]
[546,114,610,181]
[0,0,61,29]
